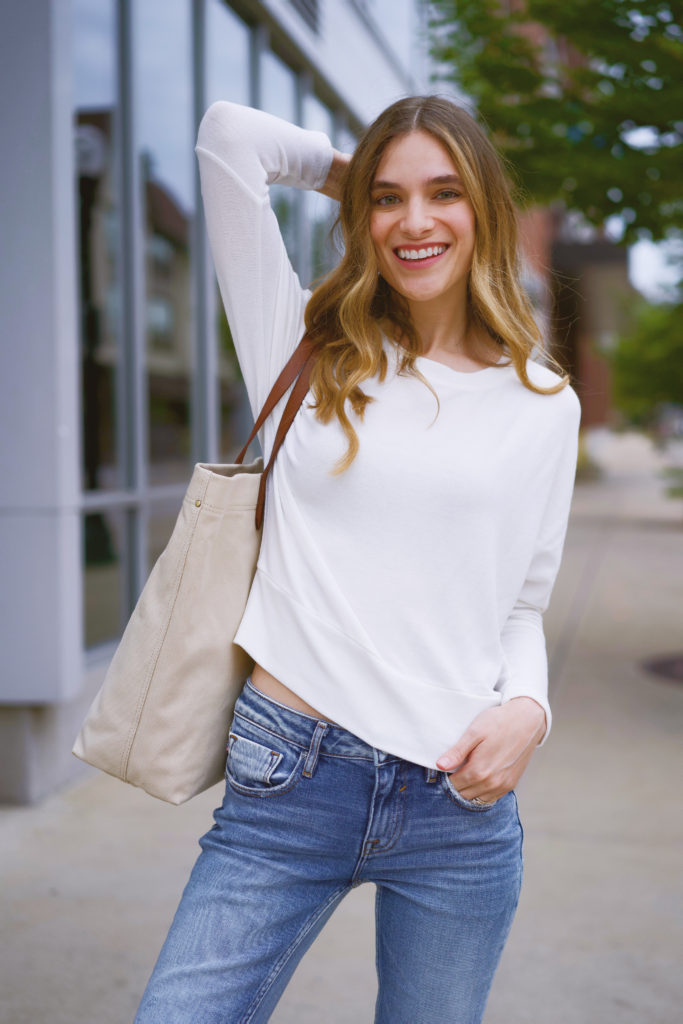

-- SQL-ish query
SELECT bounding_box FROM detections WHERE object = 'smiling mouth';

[394,244,449,262]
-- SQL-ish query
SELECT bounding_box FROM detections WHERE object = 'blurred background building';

[0,0,434,803]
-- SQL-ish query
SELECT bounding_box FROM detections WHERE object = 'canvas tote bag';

[73,338,316,804]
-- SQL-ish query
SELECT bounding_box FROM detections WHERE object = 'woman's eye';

[375,194,400,206]
[436,189,461,200]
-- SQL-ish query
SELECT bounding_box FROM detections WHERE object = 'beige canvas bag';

[73,338,315,804]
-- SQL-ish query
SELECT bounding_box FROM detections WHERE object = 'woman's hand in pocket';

[436,698,547,805]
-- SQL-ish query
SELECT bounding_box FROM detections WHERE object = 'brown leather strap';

[235,335,315,465]
[255,346,316,529]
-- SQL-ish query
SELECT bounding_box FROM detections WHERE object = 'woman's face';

[369,130,476,313]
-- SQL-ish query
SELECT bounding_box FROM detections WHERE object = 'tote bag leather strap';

[234,335,317,529]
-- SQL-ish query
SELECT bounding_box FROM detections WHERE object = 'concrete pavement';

[1,430,682,1024]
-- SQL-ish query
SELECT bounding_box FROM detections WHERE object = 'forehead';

[373,129,459,182]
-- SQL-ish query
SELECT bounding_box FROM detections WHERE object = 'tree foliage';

[607,299,683,423]
[428,0,683,243]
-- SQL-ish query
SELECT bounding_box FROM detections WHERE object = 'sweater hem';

[234,569,503,769]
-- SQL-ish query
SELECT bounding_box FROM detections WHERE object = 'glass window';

[83,510,128,647]
[205,0,250,107]
[205,2,252,460]
[134,0,195,485]
[260,51,299,261]
[217,309,251,461]
[303,95,337,282]
[260,50,298,122]
[73,0,124,493]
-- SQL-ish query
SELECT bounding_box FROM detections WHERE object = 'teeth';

[397,245,446,260]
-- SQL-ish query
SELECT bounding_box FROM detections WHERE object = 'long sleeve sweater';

[195,101,581,768]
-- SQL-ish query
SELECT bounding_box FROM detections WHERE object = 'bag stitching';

[184,499,257,514]
[119,470,217,779]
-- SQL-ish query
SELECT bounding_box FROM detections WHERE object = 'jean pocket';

[441,772,498,812]
[226,727,305,797]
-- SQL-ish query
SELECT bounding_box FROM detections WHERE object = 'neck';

[407,295,471,357]
[396,293,503,371]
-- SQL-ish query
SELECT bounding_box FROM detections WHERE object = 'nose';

[400,197,434,237]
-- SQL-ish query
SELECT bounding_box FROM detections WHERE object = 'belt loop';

[425,767,438,784]
[303,721,328,778]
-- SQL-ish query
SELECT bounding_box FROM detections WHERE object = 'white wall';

[0,0,82,704]
[263,0,431,123]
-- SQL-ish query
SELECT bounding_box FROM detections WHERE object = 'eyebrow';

[371,174,463,190]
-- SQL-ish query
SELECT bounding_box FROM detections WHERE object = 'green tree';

[427,0,683,243]
[607,298,683,424]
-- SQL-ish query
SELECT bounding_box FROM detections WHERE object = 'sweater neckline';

[383,337,515,389]
[414,352,514,389]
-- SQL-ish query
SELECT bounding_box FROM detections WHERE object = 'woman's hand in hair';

[318,150,351,201]
[436,698,547,805]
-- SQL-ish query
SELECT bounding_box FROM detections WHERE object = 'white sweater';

[195,101,581,768]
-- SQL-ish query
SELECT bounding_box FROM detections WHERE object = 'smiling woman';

[135,94,581,1024]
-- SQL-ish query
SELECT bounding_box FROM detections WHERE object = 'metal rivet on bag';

[195,499,201,507]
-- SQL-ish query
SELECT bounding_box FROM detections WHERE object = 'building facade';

[0,0,431,802]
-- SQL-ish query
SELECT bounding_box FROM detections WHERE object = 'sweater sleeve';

[495,386,581,742]
[194,101,334,418]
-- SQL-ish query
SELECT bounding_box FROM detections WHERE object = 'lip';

[392,244,450,269]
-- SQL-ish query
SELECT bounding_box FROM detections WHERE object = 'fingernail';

[437,757,453,770]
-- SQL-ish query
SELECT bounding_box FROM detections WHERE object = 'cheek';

[450,209,477,266]
[452,202,476,236]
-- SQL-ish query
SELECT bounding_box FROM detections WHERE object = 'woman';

[135,96,580,1024]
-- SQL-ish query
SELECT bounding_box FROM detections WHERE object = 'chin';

[393,282,449,304]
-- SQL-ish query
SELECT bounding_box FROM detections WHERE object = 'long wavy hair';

[304,95,569,472]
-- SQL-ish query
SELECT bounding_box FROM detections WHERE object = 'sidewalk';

[1,431,681,1024]
[485,431,683,1024]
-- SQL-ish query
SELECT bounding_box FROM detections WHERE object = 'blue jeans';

[135,679,523,1024]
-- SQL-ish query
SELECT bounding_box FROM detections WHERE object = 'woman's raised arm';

[195,101,335,416]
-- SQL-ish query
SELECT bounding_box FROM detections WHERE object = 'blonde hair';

[304,95,568,472]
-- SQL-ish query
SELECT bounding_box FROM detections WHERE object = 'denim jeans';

[135,679,523,1024]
